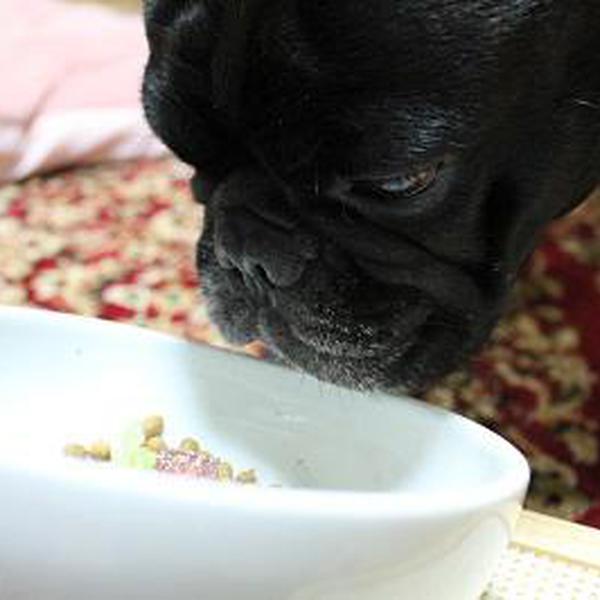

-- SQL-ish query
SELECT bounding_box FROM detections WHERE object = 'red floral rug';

[1,158,599,527]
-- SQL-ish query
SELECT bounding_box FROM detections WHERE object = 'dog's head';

[142,0,600,391]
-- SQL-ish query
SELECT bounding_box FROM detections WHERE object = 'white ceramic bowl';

[0,306,529,600]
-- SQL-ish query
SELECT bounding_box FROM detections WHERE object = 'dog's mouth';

[257,306,428,390]
[193,163,501,392]
[199,240,485,391]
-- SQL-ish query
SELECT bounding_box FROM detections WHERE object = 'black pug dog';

[142,1,600,392]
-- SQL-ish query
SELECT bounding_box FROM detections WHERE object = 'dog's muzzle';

[193,167,496,390]
[197,169,320,292]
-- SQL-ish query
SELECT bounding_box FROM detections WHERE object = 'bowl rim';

[0,305,531,519]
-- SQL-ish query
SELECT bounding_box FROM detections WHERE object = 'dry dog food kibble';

[179,437,201,453]
[236,469,258,485]
[144,435,167,453]
[142,415,164,439]
[63,415,258,485]
[63,443,88,458]
[88,441,112,461]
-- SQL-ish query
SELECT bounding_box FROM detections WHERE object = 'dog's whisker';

[573,98,599,110]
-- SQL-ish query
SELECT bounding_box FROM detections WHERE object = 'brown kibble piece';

[217,462,234,481]
[144,435,167,453]
[64,444,88,458]
[179,437,201,453]
[88,441,111,461]
[142,415,164,440]
[236,469,257,484]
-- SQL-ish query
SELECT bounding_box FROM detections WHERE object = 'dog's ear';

[143,0,272,122]
[142,0,227,170]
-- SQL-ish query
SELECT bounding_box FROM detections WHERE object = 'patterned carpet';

[1,158,599,527]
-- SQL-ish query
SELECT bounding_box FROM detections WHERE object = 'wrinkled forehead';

[143,0,552,173]
[253,0,551,133]
[145,0,544,106]
[252,1,554,156]
[274,1,543,82]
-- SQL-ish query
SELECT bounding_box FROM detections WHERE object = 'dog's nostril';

[253,265,270,285]
[239,256,306,289]
[235,262,272,300]
[253,262,288,288]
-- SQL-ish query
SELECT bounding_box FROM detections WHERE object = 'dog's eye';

[352,164,440,200]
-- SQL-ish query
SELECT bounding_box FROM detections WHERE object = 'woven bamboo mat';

[484,511,600,599]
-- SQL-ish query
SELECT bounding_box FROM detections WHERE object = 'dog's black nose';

[213,205,316,289]
[209,168,318,289]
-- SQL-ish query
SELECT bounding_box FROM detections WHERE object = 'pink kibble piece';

[155,449,222,480]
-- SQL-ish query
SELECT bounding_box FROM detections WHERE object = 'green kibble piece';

[129,447,158,470]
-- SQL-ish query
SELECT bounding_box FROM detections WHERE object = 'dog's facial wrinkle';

[146,0,600,391]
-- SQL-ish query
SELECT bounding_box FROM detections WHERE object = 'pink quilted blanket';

[0,0,166,183]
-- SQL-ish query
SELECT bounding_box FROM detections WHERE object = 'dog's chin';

[200,256,491,393]
[255,307,473,392]
[208,297,479,391]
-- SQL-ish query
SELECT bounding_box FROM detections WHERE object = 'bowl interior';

[0,307,524,495]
